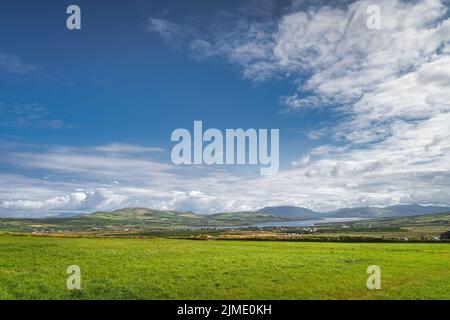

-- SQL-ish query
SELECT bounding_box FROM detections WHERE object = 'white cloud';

[146,17,195,49]
[188,39,217,60]
[0,53,36,74]
[93,143,163,153]
[5,149,172,182]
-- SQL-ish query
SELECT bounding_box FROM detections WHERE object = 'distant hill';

[358,210,450,227]
[48,204,450,222]
[328,204,450,218]
[63,208,293,228]
[256,204,450,219]
[84,207,201,221]
[2,205,450,234]
[257,206,318,218]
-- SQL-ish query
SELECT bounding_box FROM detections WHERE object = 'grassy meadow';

[0,235,449,299]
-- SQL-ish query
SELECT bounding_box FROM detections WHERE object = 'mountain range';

[257,204,450,219]
[67,204,450,224]
[48,204,450,221]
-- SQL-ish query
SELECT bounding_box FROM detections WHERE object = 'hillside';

[75,207,202,226]
[328,204,450,218]
[205,211,293,226]
[257,206,317,218]
[79,208,290,227]
[363,211,450,227]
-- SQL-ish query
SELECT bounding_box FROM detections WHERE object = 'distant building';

[440,231,450,240]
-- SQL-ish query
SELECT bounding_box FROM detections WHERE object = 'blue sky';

[0,0,324,161]
[1,0,450,216]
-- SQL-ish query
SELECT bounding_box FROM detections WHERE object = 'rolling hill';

[257,206,317,218]
[78,208,292,227]
[362,210,450,227]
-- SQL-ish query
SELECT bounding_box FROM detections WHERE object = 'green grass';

[0,235,449,299]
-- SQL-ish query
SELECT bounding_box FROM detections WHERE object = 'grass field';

[0,235,449,300]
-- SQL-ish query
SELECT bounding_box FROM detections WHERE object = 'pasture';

[0,235,449,299]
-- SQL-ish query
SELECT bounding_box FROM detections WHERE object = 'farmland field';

[0,235,449,300]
